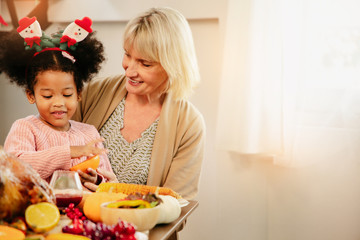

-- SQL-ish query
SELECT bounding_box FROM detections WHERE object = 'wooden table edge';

[149,200,199,240]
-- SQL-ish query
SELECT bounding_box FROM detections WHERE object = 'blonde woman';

[74,7,205,200]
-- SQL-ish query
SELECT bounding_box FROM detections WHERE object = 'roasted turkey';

[0,147,55,221]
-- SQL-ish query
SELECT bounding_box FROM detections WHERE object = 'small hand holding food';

[71,155,101,186]
[70,138,107,158]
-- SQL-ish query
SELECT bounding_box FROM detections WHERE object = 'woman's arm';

[163,113,206,200]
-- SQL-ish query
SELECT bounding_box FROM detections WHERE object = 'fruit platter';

[0,149,183,240]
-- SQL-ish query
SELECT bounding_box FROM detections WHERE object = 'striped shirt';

[4,115,112,181]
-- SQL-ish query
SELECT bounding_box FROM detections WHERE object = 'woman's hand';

[83,168,118,192]
[70,138,108,158]
[77,168,98,185]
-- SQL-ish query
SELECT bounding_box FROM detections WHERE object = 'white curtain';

[217,0,360,166]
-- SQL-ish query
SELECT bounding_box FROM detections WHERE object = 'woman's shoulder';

[81,74,127,103]
[164,96,205,128]
[86,74,127,90]
[173,98,204,120]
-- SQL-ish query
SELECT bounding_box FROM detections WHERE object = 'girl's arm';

[4,119,72,180]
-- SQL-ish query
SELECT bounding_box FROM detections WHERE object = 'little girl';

[0,17,113,184]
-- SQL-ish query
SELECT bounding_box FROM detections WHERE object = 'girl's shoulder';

[9,115,56,137]
[12,115,41,127]
[69,120,97,131]
[69,120,100,138]
[69,120,102,140]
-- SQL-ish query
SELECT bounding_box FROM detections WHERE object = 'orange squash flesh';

[83,192,127,222]
[70,155,100,172]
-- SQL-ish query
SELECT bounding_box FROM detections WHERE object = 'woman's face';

[26,70,79,131]
[122,46,168,100]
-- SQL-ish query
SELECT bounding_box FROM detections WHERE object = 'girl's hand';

[83,168,118,192]
[70,138,108,158]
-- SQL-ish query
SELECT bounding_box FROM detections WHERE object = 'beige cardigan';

[73,75,205,199]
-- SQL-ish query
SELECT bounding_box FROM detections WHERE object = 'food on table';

[0,148,55,221]
[96,182,182,199]
[106,199,154,209]
[70,155,100,172]
[25,202,60,233]
[101,199,160,231]
[102,193,181,226]
[156,195,181,224]
[65,203,86,221]
[62,202,137,240]
[45,233,90,240]
[62,218,84,235]
[100,193,162,231]
[106,193,162,209]
[0,225,25,240]
[82,192,127,222]
[8,217,27,234]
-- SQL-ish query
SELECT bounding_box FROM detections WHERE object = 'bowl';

[100,201,160,232]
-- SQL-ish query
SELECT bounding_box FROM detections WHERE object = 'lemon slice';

[0,226,25,240]
[25,202,60,233]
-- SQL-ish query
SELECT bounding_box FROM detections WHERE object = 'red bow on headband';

[60,35,77,47]
[0,15,8,26]
[24,36,41,48]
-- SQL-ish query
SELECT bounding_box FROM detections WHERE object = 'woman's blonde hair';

[123,7,200,100]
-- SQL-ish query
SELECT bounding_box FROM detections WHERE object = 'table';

[149,200,199,240]
[25,200,199,240]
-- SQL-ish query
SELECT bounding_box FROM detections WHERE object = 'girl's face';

[122,46,168,100]
[26,70,80,131]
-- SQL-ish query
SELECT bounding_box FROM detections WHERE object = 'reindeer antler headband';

[17,16,93,62]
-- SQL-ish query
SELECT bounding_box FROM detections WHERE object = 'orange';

[70,155,100,172]
[25,202,60,233]
[0,226,25,240]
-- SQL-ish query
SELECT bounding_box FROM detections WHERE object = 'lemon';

[25,202,60,233]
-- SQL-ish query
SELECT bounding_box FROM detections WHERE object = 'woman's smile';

[128,78,144,85]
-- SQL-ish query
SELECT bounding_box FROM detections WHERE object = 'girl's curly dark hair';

[0,29,105,93]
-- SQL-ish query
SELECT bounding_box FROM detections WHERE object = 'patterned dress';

[99,98,159,184]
